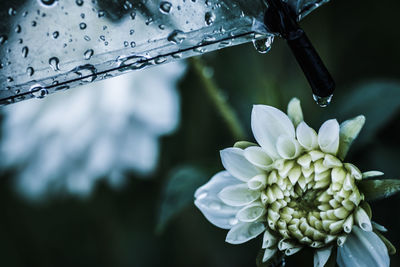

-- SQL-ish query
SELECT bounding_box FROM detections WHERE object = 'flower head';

[195,98,394,267]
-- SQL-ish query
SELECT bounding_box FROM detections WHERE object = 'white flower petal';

[296,121,318,151]
[194,171,242,229]
[318,119,340,155]
[276,135,302,159]
[337,226,389,267]
[287,98,304,127]
[220,148,261,182]
[314,246,332,267]
[236,202,266,222]
[372,221,388,232]
[225,221,266,244]
[362,171,384,179]
[219,184,261,206]
[247,174,267,191]
[263,248,278,262]
[262,230,278,248]
[251,105,295,159]
[338,115,365,160]
[244,146,274,171]
[354,207,372,231]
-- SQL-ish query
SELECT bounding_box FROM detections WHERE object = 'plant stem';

[189,57,246,141]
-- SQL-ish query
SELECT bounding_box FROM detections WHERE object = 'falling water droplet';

[84,49,94,60]
[27,67,35,76]
[159,1,172,14]
[167,30,186,44]
[22,46,29,58]
[252,36,274,54]
[49,57,60,71]
[30,85,48,99]
[205,11,216,26]
[312,94,333,107]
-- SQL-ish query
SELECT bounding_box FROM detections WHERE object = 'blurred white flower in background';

[0,61,186,198]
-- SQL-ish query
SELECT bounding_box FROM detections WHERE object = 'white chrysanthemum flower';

[195,98,393,267]
[0,62,186,197]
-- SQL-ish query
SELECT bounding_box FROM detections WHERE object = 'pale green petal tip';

[234,141,258,149]
[338,115,366,160]
[287,97,304,127]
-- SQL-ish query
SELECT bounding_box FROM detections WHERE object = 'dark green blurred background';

[1,0,400,266]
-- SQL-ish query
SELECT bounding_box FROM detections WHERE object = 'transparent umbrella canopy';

[0,0,329,105]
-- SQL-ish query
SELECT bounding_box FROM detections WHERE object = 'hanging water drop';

[49,57,60,71]
[84,49,94,60]
[312,94,333,107]
[159,1,172,14]
[22,46,29,58]
[252,36,274,54]
[167,30,186,44]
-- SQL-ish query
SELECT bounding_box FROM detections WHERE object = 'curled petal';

[244,146,274,171]
[262,230,278,248]
[194,171,242,229]
[276,135,302,159]
[251,105,295,159]
[220,148,261,182]
[337,226,389,267]
[225,221,266,244]
[237,202,266,222]
[314,246,333,267]
[318,119,340,155]
[354,207,372,232]
[296,122,318,151]
[338,115,365,160]
[362,171,384,179]
[263,248,278,262]
[219,184,260,206]
[248,174,267,191]
[287,98,304,127]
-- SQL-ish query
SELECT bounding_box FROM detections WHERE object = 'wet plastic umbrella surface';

[0,0,328,105]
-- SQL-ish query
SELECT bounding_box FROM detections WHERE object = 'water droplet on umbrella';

[75,0,84,6]
[167,30,186,44]
[79,22,87,30]
[0,35,8,45]
[40,0,58,7]
[84,49,93,60]
[30,85,48,99]
[205,11,216,26]
[27,67,35,76]
[22,46,29,58]
[313,94,333,107]
[49,57,60,71]
[15,25,22,33]
[159,1,172,14]
[52,31,59,39]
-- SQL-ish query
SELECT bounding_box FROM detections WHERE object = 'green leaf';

[334,81,400,148]
[358,179,400,201]
[156,165,208,234]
